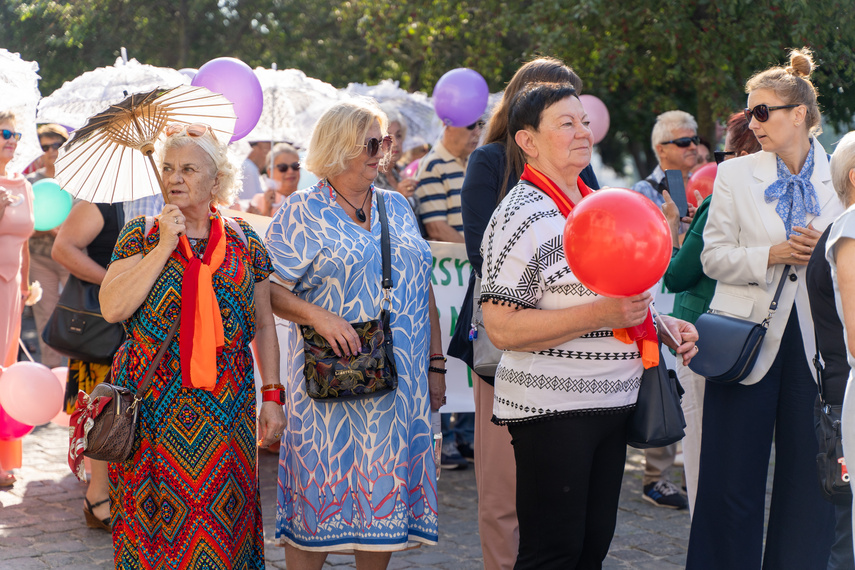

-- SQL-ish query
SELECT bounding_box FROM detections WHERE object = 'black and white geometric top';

[480,181,642,425]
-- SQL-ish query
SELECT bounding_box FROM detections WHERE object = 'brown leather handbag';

[77,318,179,462]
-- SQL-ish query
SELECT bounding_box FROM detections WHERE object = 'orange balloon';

[564,188,672,297]
[687,163,717,207]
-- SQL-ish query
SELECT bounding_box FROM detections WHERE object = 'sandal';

[0,472,15,488]
[84,497,111,531]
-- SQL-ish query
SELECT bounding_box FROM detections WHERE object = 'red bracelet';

[262,389,285,405]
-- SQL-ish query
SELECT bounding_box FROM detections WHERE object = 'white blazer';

[701,137,844,385]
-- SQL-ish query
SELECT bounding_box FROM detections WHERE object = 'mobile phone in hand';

[664,170,688,218]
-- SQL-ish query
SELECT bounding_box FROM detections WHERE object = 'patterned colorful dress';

[265,182,439,551]
[108,216,273,569]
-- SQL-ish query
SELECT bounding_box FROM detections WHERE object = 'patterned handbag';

[302,192,398,401]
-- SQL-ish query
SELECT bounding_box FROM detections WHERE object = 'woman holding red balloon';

[687,48,840,569]
[0,110,37,488]
[661,110,761,516]
[480,82,698,569]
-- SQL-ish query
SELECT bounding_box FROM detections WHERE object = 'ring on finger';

[174,216,180,224]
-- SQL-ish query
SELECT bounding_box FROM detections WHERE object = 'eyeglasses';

[1,130,22,142]
[361,136,393,157]
[661,135,700,148]
[467,120,485,131]
[41,142,63,152]
[275,162,300,173]
[164,123,212,137]
[714,150,736,164]
[743,104,800,123]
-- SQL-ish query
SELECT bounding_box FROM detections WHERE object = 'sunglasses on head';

[714,150,736,164]
[41,141,63,152]
[661,135,700,148]
[1,130,22,142]
[275,162,300,173]
[164,122,213,138]
[361,135,393,158]
[743,104,800,123]
[467,120,485,130]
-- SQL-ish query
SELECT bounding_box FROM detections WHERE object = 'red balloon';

[687,163,717,207]
[564,188,672,297]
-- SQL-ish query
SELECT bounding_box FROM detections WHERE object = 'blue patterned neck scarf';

[764,140,820,236]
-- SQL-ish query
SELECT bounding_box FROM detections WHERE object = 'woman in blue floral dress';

[265,99,445,570]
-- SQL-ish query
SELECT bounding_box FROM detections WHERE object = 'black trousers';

[508,409,632,570]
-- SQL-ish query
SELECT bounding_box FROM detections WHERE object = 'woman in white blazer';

[687,48,841,570]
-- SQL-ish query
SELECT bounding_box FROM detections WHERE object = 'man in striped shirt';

[414,120,483,243]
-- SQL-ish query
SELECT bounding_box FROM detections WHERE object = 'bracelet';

[262,389,285,405]
[429,355,447,362]
[428,366,447,375]
[260,383,285,392]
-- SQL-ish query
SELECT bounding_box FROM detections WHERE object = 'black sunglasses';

[466,120,485,131]
[41,141,63,152]
[362,135,393,158]
[714,150,736,164]
[661,135,700,148]
[1,129,22,141]
[275,162,300,173]
[743,104,800,123]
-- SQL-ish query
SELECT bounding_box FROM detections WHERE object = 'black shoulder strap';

[769,264,792,311]
[376,191,393,289]
[645,174,668,195]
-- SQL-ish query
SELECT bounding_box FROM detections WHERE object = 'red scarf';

[176,210,226,390]
[520,164,659,368]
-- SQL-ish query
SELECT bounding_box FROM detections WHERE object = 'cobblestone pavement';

[0,422,694,569]
[1,311,698,568]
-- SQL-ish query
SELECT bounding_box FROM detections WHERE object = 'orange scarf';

[176,210,226,390]
[520,164,659,368]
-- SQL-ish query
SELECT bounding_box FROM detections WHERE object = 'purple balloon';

[432,68,489,127]
[192,57,263,143]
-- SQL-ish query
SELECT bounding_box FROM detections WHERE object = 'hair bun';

[787,47,814,79]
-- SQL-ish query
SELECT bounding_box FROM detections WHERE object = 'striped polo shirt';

[414,140,467,235]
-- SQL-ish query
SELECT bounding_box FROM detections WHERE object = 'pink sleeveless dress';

[0,173,34,470]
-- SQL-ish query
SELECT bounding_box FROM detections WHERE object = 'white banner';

[427,241,475,412]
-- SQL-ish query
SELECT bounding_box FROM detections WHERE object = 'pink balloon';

[50,367,71,427]
[0,361,64,426]
[403,159,421,179]
[579,95,610,144]
[432,68,489,127]
[0,404,33,440]
[192,57,263,142]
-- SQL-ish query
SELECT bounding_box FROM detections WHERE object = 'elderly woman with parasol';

[60,86,286,567]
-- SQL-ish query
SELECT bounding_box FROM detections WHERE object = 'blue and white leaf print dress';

[265,180,439,551]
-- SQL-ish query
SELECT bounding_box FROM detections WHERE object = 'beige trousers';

[474,376,519,570]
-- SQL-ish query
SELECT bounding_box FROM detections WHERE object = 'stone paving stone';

[1,401,783,569]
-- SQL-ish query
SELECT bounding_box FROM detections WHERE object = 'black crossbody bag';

[689,266,791,384]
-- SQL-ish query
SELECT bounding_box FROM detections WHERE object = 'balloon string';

[17,338,35,363]
[650,305,681,347]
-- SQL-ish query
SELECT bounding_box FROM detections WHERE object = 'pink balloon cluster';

[579,94,610,145]
[0,362,65,435]
[192,57,263,143]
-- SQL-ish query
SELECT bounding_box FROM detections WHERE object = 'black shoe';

[456,441,475,462]
[642,480,688,509]
[440,441,468,470]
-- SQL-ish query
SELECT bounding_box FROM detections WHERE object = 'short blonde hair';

[831,131,855,207]
[745,47,821,136]
[651,110,697,154]
[0,111,16,127]
[305,98,389,180]
[158,127,241,207]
